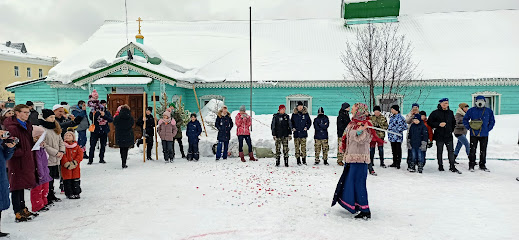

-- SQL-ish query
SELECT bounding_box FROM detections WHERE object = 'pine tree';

[173,98,190,128]
[157,93,169,117]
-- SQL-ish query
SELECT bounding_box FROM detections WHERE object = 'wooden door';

[107,94,145,147]
[128,95,145,141]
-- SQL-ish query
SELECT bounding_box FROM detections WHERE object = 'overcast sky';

[1,0,518,60]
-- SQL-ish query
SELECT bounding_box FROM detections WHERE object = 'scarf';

[340,103,384,153]
[64,141,78,149]
[456,107,466,116]
[158,118,172,126]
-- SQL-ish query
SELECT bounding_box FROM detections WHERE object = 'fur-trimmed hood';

[293,106,308,115]
[217,109,230,118]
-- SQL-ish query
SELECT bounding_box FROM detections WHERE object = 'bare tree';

[341,23,421,111]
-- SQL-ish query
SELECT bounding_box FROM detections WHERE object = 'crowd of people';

[0,93,500,234]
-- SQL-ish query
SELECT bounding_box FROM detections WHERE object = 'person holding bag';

[463,95,496,172]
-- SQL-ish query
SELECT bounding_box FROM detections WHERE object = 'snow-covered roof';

[0,42,56,65]
[48,9,519,84]
[92,77,152,85]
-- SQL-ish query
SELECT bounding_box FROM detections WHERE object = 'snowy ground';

[3,114,519,240]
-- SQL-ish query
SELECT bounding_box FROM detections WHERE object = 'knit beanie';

[391,105,400,113]
[413,114,421,120]
[32,125,45,137]
[163,110,171,117]
[91,90,99,99]
[1,108,13,117]
[297,101,304,106]
[419,111,427,116]
[412,103,419,108]
[278,105,286,111]
[42,109,55,119]
[318,107,324,114]
[459,103,469,109]
[373,106,382,112]
[239,105,246,112]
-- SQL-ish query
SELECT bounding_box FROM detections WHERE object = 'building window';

[376,94,403,112]
[33,102,45,116]
[14,66,19,77]
[27,67,31,78]
[472,91,501,114]
[199,95,225,107]
[286,94,313,114]
[39,69,43,78]
[171,95,181,105]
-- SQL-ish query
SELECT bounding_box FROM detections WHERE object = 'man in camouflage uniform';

[313,107,330,165]
[271,105,292,167]
[370,106,389,170]
[168,103,186,158]
[291,101,312,165]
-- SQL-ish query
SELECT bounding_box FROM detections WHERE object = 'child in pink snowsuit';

[30,126,53,212]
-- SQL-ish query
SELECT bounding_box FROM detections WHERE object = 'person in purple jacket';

[30,126,53,213]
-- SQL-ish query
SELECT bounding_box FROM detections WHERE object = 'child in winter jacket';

[87,89,104,113]
[236,105,256,162]
[61,131,83,199]
[186,113,202,161]
[31,126,53,212]
[291,101,312,165]
[158,111,178,162]
[388,105,408,169]
[272,105,292,167]
[215,106,233,161]
[420,111,433,166]
[407,114,429,173]
[313,107,329,165]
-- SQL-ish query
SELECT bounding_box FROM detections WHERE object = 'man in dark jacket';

[291,101,312,165]
[313,107,329,165]
[71,101,90,159]
[428,98,461,174]
[137,107,156,161]
[271,105,292,167]
[463,95,496,172]
[53,104,82,139]
[26,101,40,126]
[88,107,113,164]
[336,102,351,166]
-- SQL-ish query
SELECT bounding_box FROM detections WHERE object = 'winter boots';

[248,152,257,161]
[284,157,289,167]
[438,165,445,171]
[449,165,462,174]
[276,157,281,167]
[354,211,371,220]
[15,212,30,222]
[417,163,424,173]
[479,164,490,172]
[239,152,246,162]
[296,157,302,166]
[302,157,307,165]
[324,160,329,165]
[407,165,416,173]
[187,153,193,161]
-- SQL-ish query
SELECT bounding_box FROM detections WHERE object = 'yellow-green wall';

[0,59,54,101]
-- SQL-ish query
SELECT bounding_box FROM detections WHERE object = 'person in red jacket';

[61,131,83,199]
[236,105,256,162]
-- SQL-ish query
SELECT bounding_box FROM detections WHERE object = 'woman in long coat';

[114,105,134,169]
[3,104,39,221]
[0,130,16,234]
[332,103,383,220]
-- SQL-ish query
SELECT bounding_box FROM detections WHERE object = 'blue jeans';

[77,130,87,148]
[238,135,253,153]
[454,134,470,156]
[216,141,229,159]
[411,147,423,166]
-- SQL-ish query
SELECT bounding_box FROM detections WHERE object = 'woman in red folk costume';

[332,103,383,220]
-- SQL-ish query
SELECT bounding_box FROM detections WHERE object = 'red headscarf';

[340,103,384,153]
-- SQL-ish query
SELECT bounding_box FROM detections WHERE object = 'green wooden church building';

[6,0,519,118]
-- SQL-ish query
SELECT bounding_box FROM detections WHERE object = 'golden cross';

[137,17,143,34]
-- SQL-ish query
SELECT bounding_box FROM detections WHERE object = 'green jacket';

[172,111,183,139]
[370,115,389,140]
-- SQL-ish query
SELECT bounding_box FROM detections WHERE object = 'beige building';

[0,41,58,101]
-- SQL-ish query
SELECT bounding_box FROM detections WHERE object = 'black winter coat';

[291,107,312,138]
[215,114,233,142]
[271,113,292,138]
[337,109,351,137]
[428,105,456,141]
[56,115,82,138]
[29,109,39,126]
[113,108,135,148]
[89,111,113,135]
[408,122,429,148]
[313,114,329,140]
[186,120,202,144]
[136,114,156,137]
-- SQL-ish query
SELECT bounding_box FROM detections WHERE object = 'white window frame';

[38,69,43,78]
[14,66,19,77]
[286,94,313,114]
[375,93,403,112]
[200,95,225,107]
[27,67,31,78]
[471,91,501,115]
[33,102,45,116]
[171,95,181,105]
